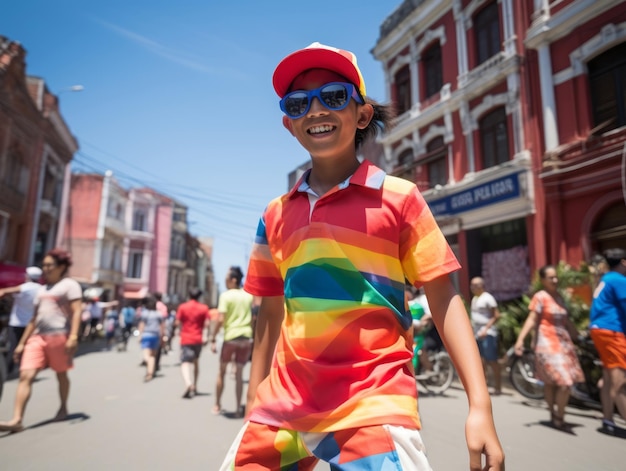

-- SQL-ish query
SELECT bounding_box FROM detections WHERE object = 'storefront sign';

[428,173,521,216]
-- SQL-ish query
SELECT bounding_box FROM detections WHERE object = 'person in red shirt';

[175,287,210,398]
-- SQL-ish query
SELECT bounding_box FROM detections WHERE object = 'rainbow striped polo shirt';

[244,159,460,433]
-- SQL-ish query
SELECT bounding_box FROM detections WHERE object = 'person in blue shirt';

[119,302,137,351]
[589,248,626,436]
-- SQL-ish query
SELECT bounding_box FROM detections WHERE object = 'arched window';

[424,136,447,188]
[589,42,626,131]
[479,107,509,169]
[591,203,626,254]
[395,65,411,116]
[474,1,501,65]
[397,149,415,182]
[423,43,443,98]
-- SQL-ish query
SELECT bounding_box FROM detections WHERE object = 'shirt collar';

[287,160,386,199]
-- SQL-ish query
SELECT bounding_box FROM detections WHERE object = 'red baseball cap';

[272,42,366,98]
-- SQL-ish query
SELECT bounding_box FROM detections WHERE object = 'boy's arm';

[245,295,284,416]
[424,275,504,471]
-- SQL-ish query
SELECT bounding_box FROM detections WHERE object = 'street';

[0,338,624,470]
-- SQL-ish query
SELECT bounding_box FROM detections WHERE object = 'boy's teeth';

[309,125,333,134]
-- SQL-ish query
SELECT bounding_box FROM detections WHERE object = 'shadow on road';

[28,412,91,430]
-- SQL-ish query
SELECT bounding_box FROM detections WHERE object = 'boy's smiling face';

[282,68,373,161]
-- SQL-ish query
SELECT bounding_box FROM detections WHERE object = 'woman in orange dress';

[515,265,583,430]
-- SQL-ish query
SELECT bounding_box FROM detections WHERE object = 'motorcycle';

[412,320,455,394]
[506,334,603,410]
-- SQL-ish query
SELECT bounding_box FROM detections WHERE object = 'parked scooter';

[506,334,603,410]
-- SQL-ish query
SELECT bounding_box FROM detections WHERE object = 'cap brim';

[273,48,362,98]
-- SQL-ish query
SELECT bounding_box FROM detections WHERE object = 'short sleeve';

[65,278,83,301]
[528,291,544,315]
[399,185,460,284]
[244,214,285,296]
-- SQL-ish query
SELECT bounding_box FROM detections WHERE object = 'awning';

[0,262,27,288]
[123,287,149,299]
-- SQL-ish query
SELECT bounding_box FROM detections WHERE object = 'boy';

[589,248,626,435]
[219,42,504,470]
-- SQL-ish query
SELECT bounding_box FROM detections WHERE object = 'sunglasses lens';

[320,84,348,109]
[283,92,309,117]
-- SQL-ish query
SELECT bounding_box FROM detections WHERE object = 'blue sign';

[428,173,521,216]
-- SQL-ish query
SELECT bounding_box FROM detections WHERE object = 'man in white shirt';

[470,277,502,395]
[0,266,42,372]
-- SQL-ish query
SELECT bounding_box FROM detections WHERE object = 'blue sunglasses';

[279,82,364,119]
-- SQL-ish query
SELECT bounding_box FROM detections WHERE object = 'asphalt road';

[0,337,624,470]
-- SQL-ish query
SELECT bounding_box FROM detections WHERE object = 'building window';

[474,1,501,65]
[479,107,509,169]
[132,209,146,231]
[101,242,112,269]
[3,143,30,194]
[112,245,122,271]
[589,42,626,131]
[425,137,447,188]
[423,43,443,98]
[397,149,415,182]
[127,251,143,279]
[395,65,411,116]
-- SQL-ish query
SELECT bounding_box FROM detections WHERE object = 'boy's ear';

[357,103,375,130]
[283,115,295,135]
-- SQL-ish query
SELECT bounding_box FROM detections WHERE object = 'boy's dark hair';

[603,248,626,269]
[189,287,202,300]
[153,292,163,301]
[142,295,157,310]
[228,266,244,286]
[355,98,396,150]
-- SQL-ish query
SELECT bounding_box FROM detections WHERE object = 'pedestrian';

[137,295,164,382]
[406,286,433,374]
[119,301,137,351]
[103,304,120,351]
[0,248,82,433]
[218,42,504,470]
[470,276,502,395]
[589,248,626,436]
[514,264,584,430]
[86,298,102,341]
[153,292,168,370]
[176,287,210,399]
[210,266,254,418]
[0,266,42,373]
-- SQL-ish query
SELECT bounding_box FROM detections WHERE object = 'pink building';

[123,187,173,300]
[63,171,127,299]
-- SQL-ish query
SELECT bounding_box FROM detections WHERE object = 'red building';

[372,0,626,300]
[0,37,78,286]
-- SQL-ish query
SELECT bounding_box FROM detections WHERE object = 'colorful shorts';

[20,334,73,373]
[220,337,252,364]
[218,421,432,470]
[590,328,626,370]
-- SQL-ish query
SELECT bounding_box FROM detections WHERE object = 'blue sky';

[2,1,400,288]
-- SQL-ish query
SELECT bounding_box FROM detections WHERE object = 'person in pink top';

[175,287,210,398]
[0,248,83,434]
[515,265,583,431]
[217,42,504,470]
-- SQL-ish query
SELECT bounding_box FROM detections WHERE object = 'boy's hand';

[466,407,505,470]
